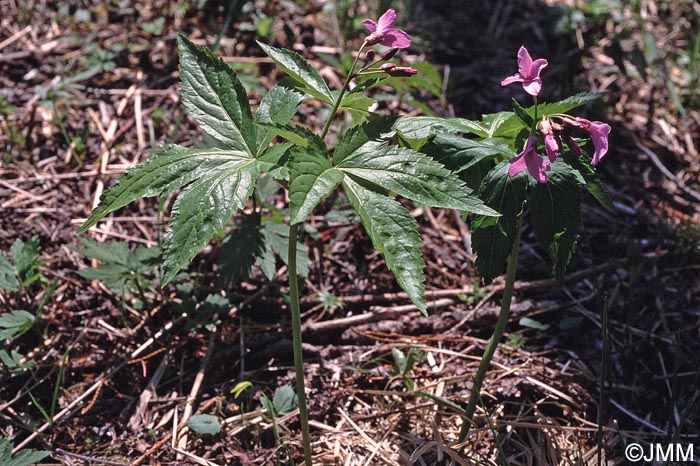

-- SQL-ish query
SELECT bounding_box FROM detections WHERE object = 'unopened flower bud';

[380,63,396,71]
[386,66,418,77]
[380,47,399,61]
[364,49,376,62]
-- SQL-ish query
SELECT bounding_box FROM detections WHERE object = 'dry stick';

[636,142,700,204]
[12,314,187,454]
[128,353,170,430]
[54,448,127,466]
[176,331,217,455]
[337,407,399,466]
[303,298,454,333]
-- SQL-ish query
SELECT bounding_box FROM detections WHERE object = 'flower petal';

[517,45,533,77]
[501,73,524,86]
[376,9,397,32]
[530,58,548,78]
[362,19,377,32]
[589,121,611,165]
[508,152,528,178]
[544,133,560,162]
[525,150,550,183]
[522,78,542,96]
[382,29,411,48]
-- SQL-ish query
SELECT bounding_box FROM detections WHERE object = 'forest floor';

[1,1,699,465]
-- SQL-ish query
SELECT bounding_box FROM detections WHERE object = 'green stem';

[457,215,522,444]
[529,95,539,137]
[288,223,313,466]
[320,43,366,141]
[289,43,369,465]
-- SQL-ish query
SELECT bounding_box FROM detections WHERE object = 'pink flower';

[575,118,611,165]
[501,46,548,96]
[539,119,560,162]
[363,9,411,49]
[508,136,550,183]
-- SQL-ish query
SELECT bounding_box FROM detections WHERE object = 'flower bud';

[386,66,418,77]
[364,49,376,62]
[380,47,399,61]
[380,63,396,71]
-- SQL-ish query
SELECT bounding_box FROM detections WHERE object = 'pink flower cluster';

[502,46,611,183]
[362,10,418,77]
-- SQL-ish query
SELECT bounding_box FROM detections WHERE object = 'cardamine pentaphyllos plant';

[414,45,613,444]
[78,9,498,464]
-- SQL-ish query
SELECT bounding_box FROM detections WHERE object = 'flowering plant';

[78,5,612,457]
[78,9,497,464]
[415,45,613,441]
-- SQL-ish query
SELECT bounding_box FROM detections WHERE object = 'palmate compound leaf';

[78,146,251,232]
[343,177,427,313]
[178,35,256,155]
[336,142,499,216]
[472,161,529,284]
[257,41,334,105]
[163,158,259,284]
[530,162,583,282]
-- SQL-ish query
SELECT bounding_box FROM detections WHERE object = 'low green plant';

[0,438,50,466]
[71,238,161,309]
[0,236,43,292]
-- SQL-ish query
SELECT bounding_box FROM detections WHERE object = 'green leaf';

[0,348,35,373]
[178,35,256,155]
[230,381,253,398]
[512,97,534,128]
[450,112,513,138]
[519,316,550,331]
[0,310,35,340]
[472,161,529,283]
[256,143,291,181]
[530,163,582,282]
[339,92,375,114]
[343,177,426,313]
[272,385,298,415]
[255,85,304,151]
[72,238,130,265]
[538,92,605,116]
[562,152,616,213]
[254,122,311,147]
[333,117,397,164]
[218,213,265,284]
[187,414,221,435]
[421,134,516,173]
[0,438,50,466]
[337,142,498,215]
[257,41,333,104]
[258,222,309,279]
[0,255,19,291]
[391,116,463,142]
[162,159,258,284]
[79,146,249,232]
[289,139,343,224]
[77,263,130,291]
[484,92,606,140]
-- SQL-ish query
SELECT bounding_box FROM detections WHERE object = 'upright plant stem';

[289,43,366,465]
[458,216,522,444]
[288,223,313,466]
[320,43,365,140]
